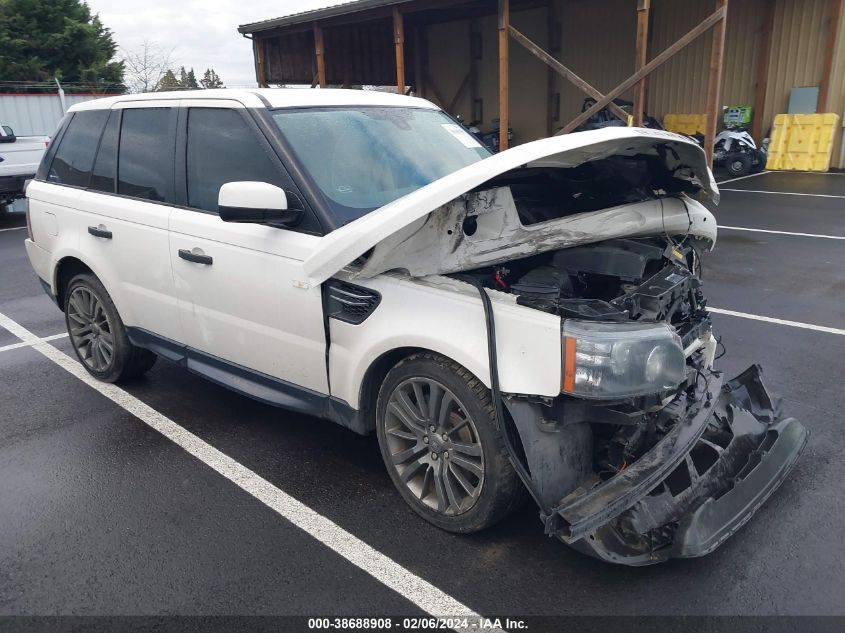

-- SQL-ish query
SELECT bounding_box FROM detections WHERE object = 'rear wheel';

[64,273,156,383]
[375,353,524,533]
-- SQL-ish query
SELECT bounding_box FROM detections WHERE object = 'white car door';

[168,101,329,401]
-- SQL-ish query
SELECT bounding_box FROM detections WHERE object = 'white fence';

[0,93,106,137]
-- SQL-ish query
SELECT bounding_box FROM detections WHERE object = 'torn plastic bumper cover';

[546,365,808,565]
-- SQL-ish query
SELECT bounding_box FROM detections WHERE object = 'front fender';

[327,273,563,409]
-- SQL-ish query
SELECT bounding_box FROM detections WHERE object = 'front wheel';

[375,353,524,533]
[726,152,752,177]
[64,273,157,383]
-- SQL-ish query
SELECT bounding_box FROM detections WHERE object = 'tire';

[726,152,752,177]
[64,273,157,383]
[375,352,524,533]
[751,150,767,173]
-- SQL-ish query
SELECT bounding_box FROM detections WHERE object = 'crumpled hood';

[302,127,718,286]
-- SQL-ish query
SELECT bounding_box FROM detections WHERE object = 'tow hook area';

[507,365,808,566]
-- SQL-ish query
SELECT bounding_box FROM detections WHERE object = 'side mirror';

[218,181,304,226]
[0,125,16,143]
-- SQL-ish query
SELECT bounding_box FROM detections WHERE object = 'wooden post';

[393,7,406,95]
[633,0,651,126]
[498,0,509,152]
[313,23,326,88]
[417,26,428,99]
[546,1,557,136]
[818,0,842,111]
[470,20,480,122]
[254,38,268,88]
[704,0,728,168]
[751,0,774,141]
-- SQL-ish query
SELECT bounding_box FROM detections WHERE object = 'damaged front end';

[303,128,807,564]
[507,366,806,565]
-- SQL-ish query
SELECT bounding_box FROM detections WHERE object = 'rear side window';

[89,111,120,193]
[186,108,285,213]
[118,108,176,202]
[48,111,109,187]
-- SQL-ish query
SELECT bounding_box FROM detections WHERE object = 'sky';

[86,0,346,88]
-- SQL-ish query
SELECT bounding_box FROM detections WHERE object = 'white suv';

[25,89,806,565]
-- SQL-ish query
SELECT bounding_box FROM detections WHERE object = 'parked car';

[24,90,807,565]
[0,124,49,214]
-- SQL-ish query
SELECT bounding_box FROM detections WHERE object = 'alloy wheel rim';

[384,377,484,516]
[68,286,114,372]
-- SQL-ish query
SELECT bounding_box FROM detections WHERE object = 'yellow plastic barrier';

[663,113,707,136]
[766,113,840,172]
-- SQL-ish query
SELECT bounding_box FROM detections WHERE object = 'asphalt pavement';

[1,170,843,623]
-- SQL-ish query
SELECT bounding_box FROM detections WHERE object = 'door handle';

[178,248,213,265]
[87,225,112,239]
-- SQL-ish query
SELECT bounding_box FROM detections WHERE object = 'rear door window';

[118,108,176,203]
[89,111,120,194]
[48,110,109,187]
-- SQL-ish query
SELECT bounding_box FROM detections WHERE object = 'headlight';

[562,320,685,399]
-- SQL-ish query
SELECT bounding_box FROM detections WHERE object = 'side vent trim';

[325,280,381,325]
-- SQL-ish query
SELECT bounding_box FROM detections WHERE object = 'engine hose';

[456,275,553,518]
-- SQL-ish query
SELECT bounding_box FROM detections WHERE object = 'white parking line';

[720,188,845,199]
[708,308,845,336]
[0,226,26,233]
[0,331,67,353]
[0,310,494,631]
[717,171,769,185]
[717,225,845,240]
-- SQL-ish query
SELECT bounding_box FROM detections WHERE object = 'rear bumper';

[550,365,807,565]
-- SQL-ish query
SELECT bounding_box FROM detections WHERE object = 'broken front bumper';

[547,365,808,566]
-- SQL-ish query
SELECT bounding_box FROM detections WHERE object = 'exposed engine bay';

[452,229,807,565]
[460,234,708,337]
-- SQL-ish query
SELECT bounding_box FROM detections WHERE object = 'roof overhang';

[238,0,413,34]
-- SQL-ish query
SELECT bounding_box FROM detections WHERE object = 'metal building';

[239,0,845,168]
[0,93,105,136]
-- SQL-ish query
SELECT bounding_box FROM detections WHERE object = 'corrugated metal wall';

[646,0,714,118]
[647,0,766,120]
[555,0,637,125]
[0,94,102,136]
[763,0,829,128]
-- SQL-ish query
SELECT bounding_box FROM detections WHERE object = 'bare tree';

[121,40,175,93]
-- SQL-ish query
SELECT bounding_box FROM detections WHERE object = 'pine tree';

[200,68,225,89]
[185,68,199,89]
[0,0,125,93]
[157,69,180,91]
